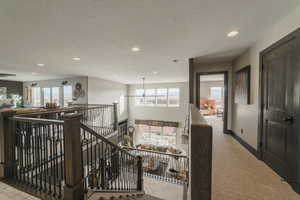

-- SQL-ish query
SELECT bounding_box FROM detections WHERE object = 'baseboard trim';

[223,129,232,134]
[229,130,258,158]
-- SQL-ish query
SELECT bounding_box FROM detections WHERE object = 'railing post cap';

[63,113,83,120]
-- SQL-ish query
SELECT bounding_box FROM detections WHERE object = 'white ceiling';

[0,0,299,84]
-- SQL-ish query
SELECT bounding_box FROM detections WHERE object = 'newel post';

[0,111,16,179]
[137,156,144,191]
[63,113,84,200]
[113,102,119,131]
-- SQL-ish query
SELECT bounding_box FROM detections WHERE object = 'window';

[43,88,51,106]
[119,95,125,115]
[168,88,180,107]
[63,85,73,107]
[156,88,167,106]
[210,87,223,99]
[135,89,145,106]
[51,87,60,106]
[145,89,156,106]
[136,124,177,146]
[210,87,224,106]
[134,87,180,107]
[32,87,41,107]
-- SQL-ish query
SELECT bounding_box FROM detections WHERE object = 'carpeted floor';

[204,116,300,200]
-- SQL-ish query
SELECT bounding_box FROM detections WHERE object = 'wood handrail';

[15,106,108,117]
[80,123,137,159]
[123,146,188,158]
[10,116,64,125]
[189,104,212,200]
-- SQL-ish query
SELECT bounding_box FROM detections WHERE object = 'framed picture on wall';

[235,65,251,104]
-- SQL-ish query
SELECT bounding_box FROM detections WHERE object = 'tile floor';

[0,181,39,200]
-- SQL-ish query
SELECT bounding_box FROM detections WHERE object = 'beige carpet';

[205,116,300,200]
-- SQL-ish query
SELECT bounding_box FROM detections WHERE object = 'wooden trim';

[258,27,300,160]
[135,119,179,127]
[230,130,258,158]
[258,28,300,193]
[190,105,212,200]
[189,58,194,104]
[196,71,229,133]
[234,65,251,105]
[63,113,84,200]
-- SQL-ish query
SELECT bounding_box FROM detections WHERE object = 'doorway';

[196,71,228,133]
[259,28,300,192]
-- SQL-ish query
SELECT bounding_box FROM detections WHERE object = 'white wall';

[23,76,88,105]
[128,82,189,127]
[232,4,300,149]
[193,62,233,130]
[88,77,128,121]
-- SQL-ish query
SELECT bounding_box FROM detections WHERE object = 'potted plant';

[123,135,133,147]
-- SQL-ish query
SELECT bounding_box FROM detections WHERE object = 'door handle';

[283,116,294,124]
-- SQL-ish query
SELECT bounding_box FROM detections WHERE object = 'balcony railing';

[0,103,142,200]
[16,103,118,138]
[81,124,143,196]
[10,116,65,199]
[123,147,188,185]
[70,103,117,137]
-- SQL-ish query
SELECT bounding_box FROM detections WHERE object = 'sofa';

[199,98,217,115]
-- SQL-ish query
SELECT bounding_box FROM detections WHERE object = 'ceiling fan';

[125,77,164,98]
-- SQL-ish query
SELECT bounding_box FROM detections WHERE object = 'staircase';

[0,104,181,200]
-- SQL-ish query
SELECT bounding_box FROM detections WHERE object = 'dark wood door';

[261,30,300,188]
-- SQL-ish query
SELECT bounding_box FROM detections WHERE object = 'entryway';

[196,72,228,133]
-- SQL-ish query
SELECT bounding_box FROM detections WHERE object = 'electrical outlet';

[241,129,244,134]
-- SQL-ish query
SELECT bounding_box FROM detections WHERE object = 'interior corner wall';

[87,77,128,121]
[193,62,233,130]
[232,4,300,150]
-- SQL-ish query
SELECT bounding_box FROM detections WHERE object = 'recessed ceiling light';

[227,30,239,37]
[72,57,81,61]
[131,46,140,52]
[153,71,158,75]
[31,72,37,75]
[37,63,45,67]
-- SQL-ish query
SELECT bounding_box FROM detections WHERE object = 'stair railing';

[80,123,143,197]
[123,147,188,185]
[16,103,118,138]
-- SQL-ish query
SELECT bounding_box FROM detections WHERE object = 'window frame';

[63,85,73,107]
[156,88,168,107]
[32,87,41,107]
[134,87,180,107]
[167,88,180,107]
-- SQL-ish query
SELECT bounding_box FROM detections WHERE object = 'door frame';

[196,71,229,133]
[258,28,300,159]
[258,28,300,192]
